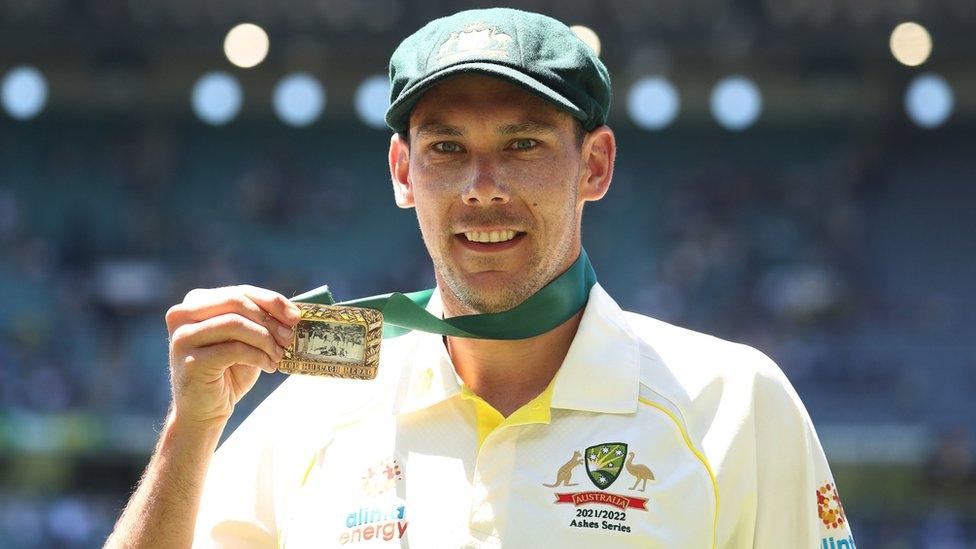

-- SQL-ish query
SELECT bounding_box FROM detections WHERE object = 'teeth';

[464,230,517,243]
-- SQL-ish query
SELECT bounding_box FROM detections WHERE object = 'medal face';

[279,303,383,379]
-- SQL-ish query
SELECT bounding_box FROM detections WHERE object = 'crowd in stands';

[0,122,973,546]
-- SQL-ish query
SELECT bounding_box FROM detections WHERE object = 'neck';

[444,307,583,417]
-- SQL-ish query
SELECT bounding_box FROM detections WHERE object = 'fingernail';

[277,325,294,341]
[286,306,301,321]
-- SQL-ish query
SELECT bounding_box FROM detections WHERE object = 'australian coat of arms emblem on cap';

[432,23,513,67]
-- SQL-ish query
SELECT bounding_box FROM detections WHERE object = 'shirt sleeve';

[192,396,281,548]
[752,358,856,549]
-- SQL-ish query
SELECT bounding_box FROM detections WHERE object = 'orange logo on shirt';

[816,482,847,529]
[361,458,403,498]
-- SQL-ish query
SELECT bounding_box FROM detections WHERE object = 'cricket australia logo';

[543,442,650,514]
[585,442,627,489]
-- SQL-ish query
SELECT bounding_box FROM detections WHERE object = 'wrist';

[165,406,229,442]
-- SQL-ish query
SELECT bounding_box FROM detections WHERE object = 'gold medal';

[279,303,383,379]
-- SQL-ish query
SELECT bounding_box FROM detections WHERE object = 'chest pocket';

[478,403,717,548]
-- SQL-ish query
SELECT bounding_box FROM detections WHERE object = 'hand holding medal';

[164,285,302,426]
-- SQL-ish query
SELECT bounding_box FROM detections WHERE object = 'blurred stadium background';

[1,0,974,547]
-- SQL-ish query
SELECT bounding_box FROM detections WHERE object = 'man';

[109,8,856,548]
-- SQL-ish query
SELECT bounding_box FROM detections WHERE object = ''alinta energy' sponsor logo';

[817,481,855,548]
[543,442,651,511]
[339,458,408,544]
[816,482,847,529]
[820,535,856,549]
[361,458,403,498]
[340,505,408,545]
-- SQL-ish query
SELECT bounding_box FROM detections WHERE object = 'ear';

[578,125,616,203]
[389,133,414,208]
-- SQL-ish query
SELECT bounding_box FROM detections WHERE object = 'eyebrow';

[414,123,464,137]
[414,120,559,138]
[497,122,559,136]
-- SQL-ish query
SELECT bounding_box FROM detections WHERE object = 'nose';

[461,158,510,206]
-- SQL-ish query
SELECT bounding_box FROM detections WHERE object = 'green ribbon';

[291,248,597,340]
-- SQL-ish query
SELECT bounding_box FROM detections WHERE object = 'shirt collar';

[392,282,640,416]
[392,288,462,416]
[549,283,640,414]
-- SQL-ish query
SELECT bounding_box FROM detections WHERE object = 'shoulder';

[622,308,788,394]
[618,307,805,441]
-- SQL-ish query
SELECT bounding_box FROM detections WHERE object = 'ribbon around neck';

[290,248,597,340]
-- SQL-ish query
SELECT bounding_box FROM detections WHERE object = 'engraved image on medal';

[279,303,382,379]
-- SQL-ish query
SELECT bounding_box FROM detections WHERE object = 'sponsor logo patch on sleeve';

[817,481,856,548]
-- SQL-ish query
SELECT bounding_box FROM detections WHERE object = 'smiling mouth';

[462,230,522,243]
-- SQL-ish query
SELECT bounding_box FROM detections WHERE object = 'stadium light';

[191,72,243,126]
[570,25,601,57]
[627,76,680,130]
[890,22,932,67]
[355,75,391,129]
[273,73,326,127]
[224,23,270,69]
[905,74,954,129]
[1,66,48,120]
[710,76,762,131]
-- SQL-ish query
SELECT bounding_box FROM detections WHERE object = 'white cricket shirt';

[193,283,856,548]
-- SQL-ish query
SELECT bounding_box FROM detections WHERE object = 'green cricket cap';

[385,8,611,133]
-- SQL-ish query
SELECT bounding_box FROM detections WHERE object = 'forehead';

[409,74,571,130]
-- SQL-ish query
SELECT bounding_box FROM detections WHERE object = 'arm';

[105,411,224,548]
[752,358,856,548]
[106,285,301,548]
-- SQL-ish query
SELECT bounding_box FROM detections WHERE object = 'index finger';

[239,285,302,326]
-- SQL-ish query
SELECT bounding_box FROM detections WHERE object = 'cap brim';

[386,62,587,132]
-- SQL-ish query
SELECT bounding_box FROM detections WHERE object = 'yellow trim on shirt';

[300,452,318,487]
[461,381,555,451]
[638,396,719,549]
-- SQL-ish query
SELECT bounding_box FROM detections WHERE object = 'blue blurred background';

[1,1,974,547]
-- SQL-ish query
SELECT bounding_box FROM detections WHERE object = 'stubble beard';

[430,205,579,315]
[426,160,584,315]
[433,244,549,314]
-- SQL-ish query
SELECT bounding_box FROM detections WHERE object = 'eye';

[511,138,538,150]
[433,142,463,153]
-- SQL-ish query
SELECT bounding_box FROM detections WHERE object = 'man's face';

[390,75,606,314]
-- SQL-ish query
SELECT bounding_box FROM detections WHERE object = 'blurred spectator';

[926,427,975,493]
[0,121,973,546]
